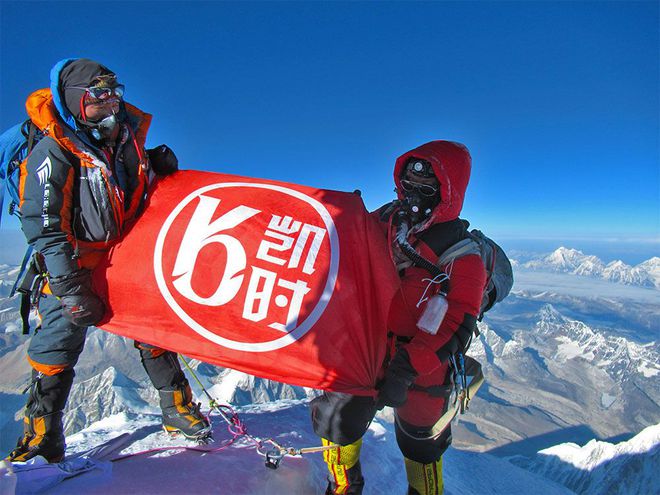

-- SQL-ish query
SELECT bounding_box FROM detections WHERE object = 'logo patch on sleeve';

[36,157,52,186]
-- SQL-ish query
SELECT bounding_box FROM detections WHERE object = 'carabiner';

[264,449,284,469]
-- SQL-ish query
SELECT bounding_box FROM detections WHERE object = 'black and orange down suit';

[20,85,154,373]
[311,140,486,494]
[7,59,206,464]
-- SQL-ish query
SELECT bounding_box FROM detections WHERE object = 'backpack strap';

[12,249,45,334]
[9,246,34,298]
[19,292,31,335]
[26,121,37,155]
[436,238,481,267]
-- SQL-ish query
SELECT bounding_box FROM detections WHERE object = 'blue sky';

[1,1,658,243]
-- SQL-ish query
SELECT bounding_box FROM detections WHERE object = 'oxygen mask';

[89,112,118,141]
[396,157,441,224]
[398,179,440,224]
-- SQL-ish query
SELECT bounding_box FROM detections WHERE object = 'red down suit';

[384,141,486,437]
[311,140,486,464]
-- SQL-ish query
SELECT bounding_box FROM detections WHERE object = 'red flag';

[94,170,398,396]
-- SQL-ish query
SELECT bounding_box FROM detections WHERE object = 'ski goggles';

[400,179,438,197]
[68,84,125,102]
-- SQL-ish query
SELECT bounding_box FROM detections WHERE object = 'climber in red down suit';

[311,140,487,494]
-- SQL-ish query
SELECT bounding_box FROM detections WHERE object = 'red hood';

[393,140,472,225]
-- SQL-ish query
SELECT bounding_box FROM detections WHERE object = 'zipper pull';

[72,207,81,260]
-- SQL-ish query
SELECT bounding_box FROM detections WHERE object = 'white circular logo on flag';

[154,182,339,352]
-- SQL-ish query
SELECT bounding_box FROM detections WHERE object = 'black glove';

[48,269,106,327]
[375,348,418,410]
[435,323,474,363]
[147,144,178,176]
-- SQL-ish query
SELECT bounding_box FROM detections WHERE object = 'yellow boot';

[404,456,444,495]
[322,437,364,494]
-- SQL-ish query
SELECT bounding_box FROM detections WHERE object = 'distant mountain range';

[459,301,659,454]
[518,247,660,289]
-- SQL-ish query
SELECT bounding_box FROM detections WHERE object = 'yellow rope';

[178,355,208,394]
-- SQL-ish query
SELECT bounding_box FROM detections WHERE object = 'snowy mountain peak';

[638,256,660,268]
[540,423,660,464]
[636,256,660,288]
[64,366,155,434]
[537,303,566,325]
[552,246,582,258]
[523,248,658,288]
[546,247,590,269]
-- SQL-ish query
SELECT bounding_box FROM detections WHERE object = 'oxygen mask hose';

[394,216,444,280]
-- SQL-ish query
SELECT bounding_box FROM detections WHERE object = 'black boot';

[136,346,211,441]
[6,412,66,463]
[159,381,211,441]
[5,370,74,463]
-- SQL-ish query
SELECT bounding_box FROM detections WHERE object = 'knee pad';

[395,416,452,464]
[311,392,375,445]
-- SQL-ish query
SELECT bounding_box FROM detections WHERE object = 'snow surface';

[6,403,658,495]
[8,403,578,495]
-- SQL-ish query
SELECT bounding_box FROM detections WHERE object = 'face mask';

[89,113,118,140]
[402,189,438,224]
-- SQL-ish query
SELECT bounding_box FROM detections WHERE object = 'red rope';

[110,407,248,463]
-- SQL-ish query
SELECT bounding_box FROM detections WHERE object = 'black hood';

[60,58,116,122]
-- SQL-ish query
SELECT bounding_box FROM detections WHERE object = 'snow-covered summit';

[543,247,604,273]
[636,256,660,287]
[512,423,660,495]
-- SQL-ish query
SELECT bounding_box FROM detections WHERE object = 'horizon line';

[489,234,660,244]
[2,228,659,244]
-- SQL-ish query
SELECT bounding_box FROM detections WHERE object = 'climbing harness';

[110,356,338,469]
[395,353,484,441]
